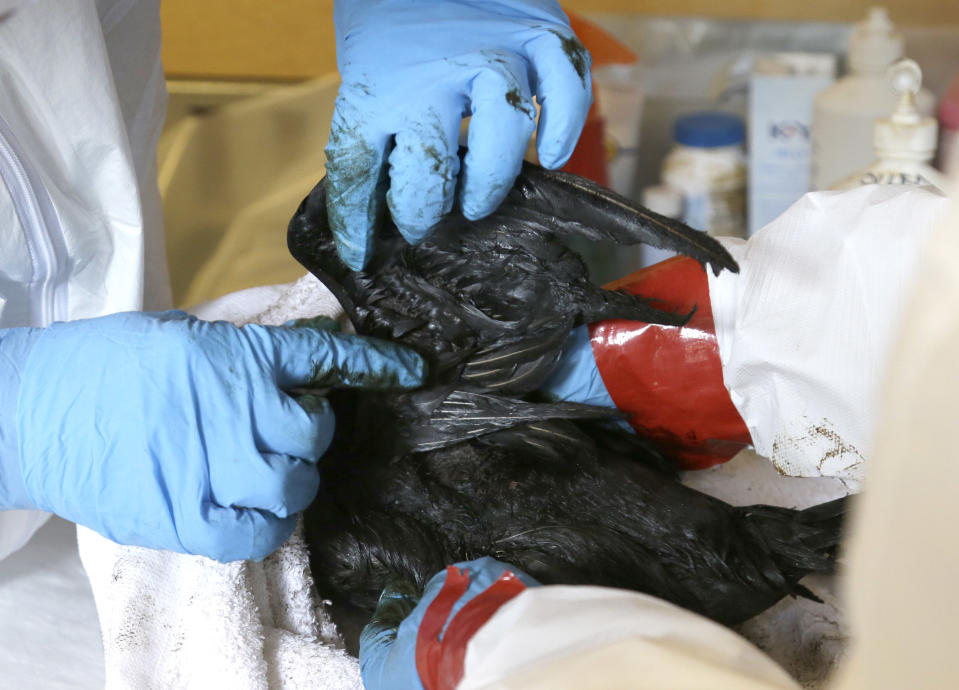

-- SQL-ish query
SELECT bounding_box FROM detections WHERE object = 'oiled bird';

[288,162,846,650]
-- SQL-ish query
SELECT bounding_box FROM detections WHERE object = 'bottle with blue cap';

[661,111,747,238]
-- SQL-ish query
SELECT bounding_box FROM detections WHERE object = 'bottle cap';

[874,59,938,160]
[849,7,904,75]
[673,112,745,148]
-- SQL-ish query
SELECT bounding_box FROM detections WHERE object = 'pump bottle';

[812,7,934,190]
[832,60,949,193]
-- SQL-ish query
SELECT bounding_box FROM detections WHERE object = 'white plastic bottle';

[661,112,747,239]
[748,52,836,236]
[811,7,935,190]
[832,60,950,193]
[639,183,684,266]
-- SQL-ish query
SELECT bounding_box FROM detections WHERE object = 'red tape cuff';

[591,256,751,469]
[417,568,527,690]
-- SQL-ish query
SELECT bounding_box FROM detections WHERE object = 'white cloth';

[833,176,959,689]
[0,0,169,326]
[708,185,951,491]
[0,516,105,689]
[0,508,51,563]
[78,274,362,689]
[0,0,170,559]
[459,586,800,690]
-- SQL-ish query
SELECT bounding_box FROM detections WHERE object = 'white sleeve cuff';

[707,185,950,491]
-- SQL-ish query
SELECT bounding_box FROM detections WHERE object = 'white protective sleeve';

[832,179,959,689]
[458,585,799,690]
[0,0,170,560]
[706,185,951,491]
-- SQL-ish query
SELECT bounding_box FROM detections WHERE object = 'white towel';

[77,274,363,690]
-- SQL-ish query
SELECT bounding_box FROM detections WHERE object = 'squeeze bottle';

[812,7,934,190]
[832,60,949,193]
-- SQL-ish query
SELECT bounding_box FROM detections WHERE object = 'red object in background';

[558,12,637,187]
[562,114,609,186]
[589,256,751,470]
[939,70,959,132]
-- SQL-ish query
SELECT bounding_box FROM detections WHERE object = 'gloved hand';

[541,257,751,470]
[0,311,424,562]
[326,0,592,269]
[541,323,617,407]
[361,557,540,690]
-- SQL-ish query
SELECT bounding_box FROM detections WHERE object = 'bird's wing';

[500,163,738,276]
[402,389,624,453]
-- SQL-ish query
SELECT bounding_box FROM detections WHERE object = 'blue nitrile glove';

[327,0,593,270]
[361,557,540,690]
[541,325,615,407]
[0,311,424,562]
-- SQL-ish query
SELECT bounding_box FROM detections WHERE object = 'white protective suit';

[0,0,170,561]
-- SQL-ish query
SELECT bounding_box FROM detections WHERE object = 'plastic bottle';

[811,7,935,190]
[661,112,747,238]
[639,184,684,266]
[832,60,949,193]
[748,53,836,236]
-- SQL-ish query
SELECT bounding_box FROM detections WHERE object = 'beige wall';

[161,0,959,80]
[570,0,958,23]
[161,0,337,80]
